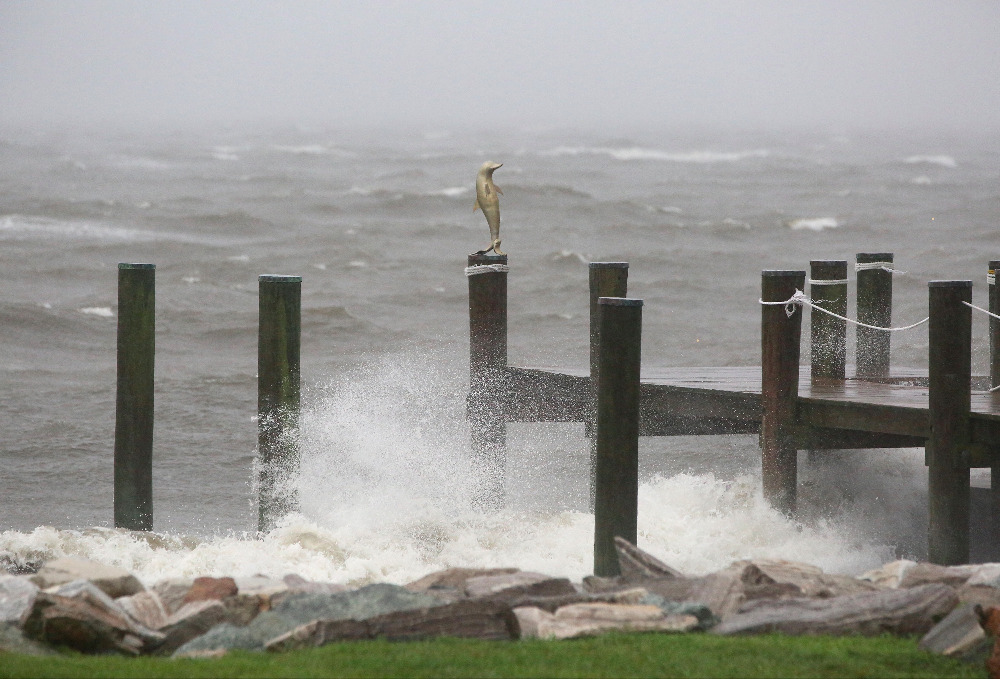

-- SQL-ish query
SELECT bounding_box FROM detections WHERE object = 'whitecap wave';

[271,145,356,158]
[0,214,147,241]
[788,217,840,231]
[540,146,771,163]
[78,307,114,318]
[425,187,469,198]
[903,155,957,168]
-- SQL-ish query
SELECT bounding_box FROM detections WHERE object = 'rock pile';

[2,541,1000,668]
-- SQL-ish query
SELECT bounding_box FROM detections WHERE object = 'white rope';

[962,300,1000,322]
[761,289,929,331]
[464,264,510,276]
[988,271,995,286]
[855,261,907,275]
[808,278,848,286]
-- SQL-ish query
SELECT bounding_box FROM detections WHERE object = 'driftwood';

[264,599,518,652]
[713,583,958,637]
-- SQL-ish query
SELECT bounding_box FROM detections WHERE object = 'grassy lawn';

[0,633,987,679]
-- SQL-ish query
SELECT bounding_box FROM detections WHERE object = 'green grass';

[0,633,986,679]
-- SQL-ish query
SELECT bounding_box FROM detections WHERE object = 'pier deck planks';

[508,365,1000,462]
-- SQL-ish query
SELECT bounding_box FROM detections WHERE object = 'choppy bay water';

[0,122,997,584]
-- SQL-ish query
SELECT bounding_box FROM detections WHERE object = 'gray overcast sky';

[2,0,999,130]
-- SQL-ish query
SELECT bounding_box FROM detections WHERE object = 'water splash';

[1,350,900,585]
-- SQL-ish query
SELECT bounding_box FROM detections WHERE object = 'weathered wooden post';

[257,274,301,533]
[809,260,847,380]
[593,297,642,577]
[989,261,1000,510]
[990,261,1000,390]
[114,263,155,531]
[927,280,972,565]
[761,270,805,515]
[467,253,508,512]
[588,262,629,510]
[856,252,894,378]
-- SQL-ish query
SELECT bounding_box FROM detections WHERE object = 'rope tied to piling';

[760,289,930,331]
[962,300,1000,323]
[988,271,995,286]
[855,261,907,275]
[808,278,849,286]
[464,264,510,276]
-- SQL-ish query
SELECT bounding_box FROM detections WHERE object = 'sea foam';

[0,350,897,585]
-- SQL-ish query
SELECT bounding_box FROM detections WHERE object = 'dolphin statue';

[472,161,504,255]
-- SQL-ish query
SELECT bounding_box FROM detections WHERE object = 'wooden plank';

[510,365,1000,455]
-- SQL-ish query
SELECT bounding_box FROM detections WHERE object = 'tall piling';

[927,280,972,565]
[114,263,155,531]
[990,261,1000,390]
[809,260,847,380]
[760,270,805,515]
[588,262,629,510]
[856,253,894,378]
[467,253,508,512]
[593,297,642,577]
[257,274,301,533]
[990,261,1000,511]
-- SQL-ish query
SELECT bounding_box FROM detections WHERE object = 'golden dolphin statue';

[472,161,504,255]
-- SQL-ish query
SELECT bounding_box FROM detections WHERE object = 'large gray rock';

[713,583,959,637]
[116,590,168,630]
[234,575,288,611]
[465,572,568,598]
[173,583,443,655]
[151,578,194,615]
[265,599,519,651]
[31,557,145,598]
[155,600,230,656]
[0,622,58,656]
[613,538,683,580]
[514,602,699,640]
[0,575,39,625]
[919,602,992,664]
[898,563,978,589]
[501,587,650,613]
[745,559,879,598]
[23,579,163,655]
[405,567,519,593]
[860,560,916,589]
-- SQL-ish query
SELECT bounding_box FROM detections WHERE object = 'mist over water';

[1,122,997,583]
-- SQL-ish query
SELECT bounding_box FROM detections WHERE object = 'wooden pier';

[466,254,1000,571]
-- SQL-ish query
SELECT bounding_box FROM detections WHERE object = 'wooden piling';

[588,262,629,510]
[257,274,302,533]
[467,253,508,512]
[990,261,1000,511]
[760,270,805,515]
[809,260,847,380]
[856,253,894,378]
[990,261,1000,390]
[927,280,972,565]
[593,296,642,577]
[114,263,155,531]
